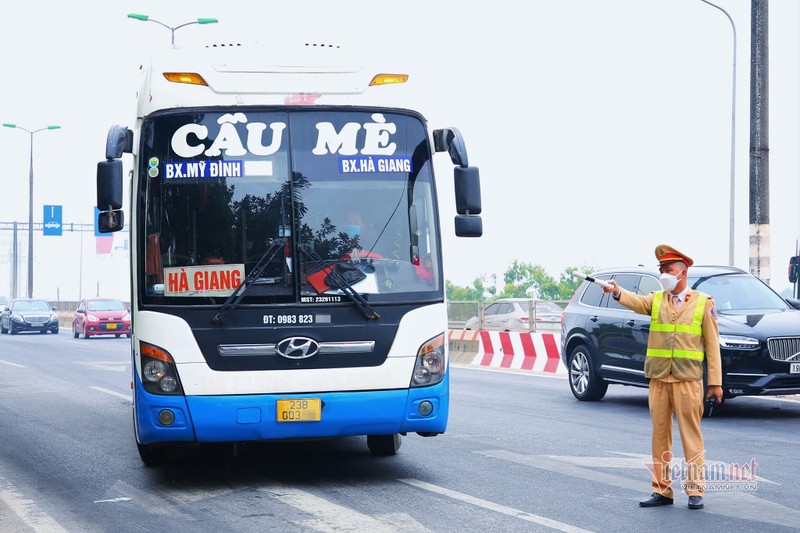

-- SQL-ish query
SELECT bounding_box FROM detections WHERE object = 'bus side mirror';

[789,256,800,283]
[455,215,482,237]
[98,210,124,233]
[434,127,482,237]
[454,166,481,215]
[97,159,123,211]
[454,166,482,237]
[97,158,124,233]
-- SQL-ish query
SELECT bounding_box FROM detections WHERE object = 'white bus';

[96,41,482,465]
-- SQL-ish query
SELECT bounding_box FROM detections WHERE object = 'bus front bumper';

[134,374,449,444]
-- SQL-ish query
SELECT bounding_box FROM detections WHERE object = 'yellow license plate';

[276,398,321,422]
[106,323,117,330]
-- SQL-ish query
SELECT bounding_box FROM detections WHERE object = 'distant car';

[464,298,563,331]
[0,298,60,335]
[72,298,131,339]
[560,265,800,414]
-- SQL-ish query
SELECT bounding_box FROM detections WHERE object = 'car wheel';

[568,344,608,401]
[83,325,91,339]
[73,325,79,339]
[10,326,17,335]
[1,322,7,334]
[367,434,402,456]
[115,334,121,338]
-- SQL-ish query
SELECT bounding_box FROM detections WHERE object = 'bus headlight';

[143,360,168,382]
[411,333,446,387]
[140,341,184,395]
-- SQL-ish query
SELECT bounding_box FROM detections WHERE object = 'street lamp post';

[700,0,737,267]
[2,123,61,298]
[127,13,218,45]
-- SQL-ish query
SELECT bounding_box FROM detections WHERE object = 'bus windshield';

[140,108,441,306]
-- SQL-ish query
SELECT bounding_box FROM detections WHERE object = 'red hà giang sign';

[164,264,245,297]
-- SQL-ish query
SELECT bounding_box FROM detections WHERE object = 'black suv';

[560,266,800,412]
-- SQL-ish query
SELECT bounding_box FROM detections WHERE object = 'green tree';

[446,274,496,301]
[499,261,553,298]
[446,264,596,301]
[555,265,595,299]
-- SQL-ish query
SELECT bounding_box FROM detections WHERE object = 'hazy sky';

[1,0,798,301]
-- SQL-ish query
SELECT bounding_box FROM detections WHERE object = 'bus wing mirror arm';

[106,125,134,160]
[432,127,468,167]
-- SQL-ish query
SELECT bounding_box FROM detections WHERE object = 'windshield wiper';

[300,245,380,320]
[212,238,288,324]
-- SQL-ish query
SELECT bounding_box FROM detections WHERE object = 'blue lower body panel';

[134,373,449,444]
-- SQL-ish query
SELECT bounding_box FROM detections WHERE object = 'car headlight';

[719,335,760,350]
[49,313,59,322]
[86,314,100,322]
[122,313,131,321]
[11,314,24,323]
[411,333,446,387]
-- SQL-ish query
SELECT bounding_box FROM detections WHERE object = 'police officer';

[602,244,723,510]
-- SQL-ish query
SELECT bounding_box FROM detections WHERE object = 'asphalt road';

[1,329,799,532]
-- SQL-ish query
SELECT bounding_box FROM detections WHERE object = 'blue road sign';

[43,205,62,236]
[94,207,104,237]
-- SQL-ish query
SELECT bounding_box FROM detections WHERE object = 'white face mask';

[659,272,680,291]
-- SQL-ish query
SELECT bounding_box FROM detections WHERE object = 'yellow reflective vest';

[644,291,707,380]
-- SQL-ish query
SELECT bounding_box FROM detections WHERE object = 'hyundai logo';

[275,337,320,360]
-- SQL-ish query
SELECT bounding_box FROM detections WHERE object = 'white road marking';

[76,361,129,372]
[454,363,566,380]
[479,449,800,529]
[453,365,800,401]
[0,359,26,368]
[93,497,132,503]
[101,480,191,518]
[608,451,777,485]
[89,386,131,401]
[399,478,593,533]
[374,512,433,532]
[0,478,67,532]
[261,483,409,532]
[757,395,800,403]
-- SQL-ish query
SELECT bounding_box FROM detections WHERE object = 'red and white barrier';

[469,331,565,375]
[448,329,481,343]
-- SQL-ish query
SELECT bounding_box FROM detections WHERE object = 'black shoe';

[688,495,704,509]
[639,493,674,507]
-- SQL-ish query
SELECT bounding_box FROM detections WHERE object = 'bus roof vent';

[204,42,244,48]
[304,42,341,49]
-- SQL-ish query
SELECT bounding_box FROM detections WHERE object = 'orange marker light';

[163,72,208,86]
[369,73,409,86]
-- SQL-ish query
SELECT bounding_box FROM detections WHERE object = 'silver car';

[464,298,563,331]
